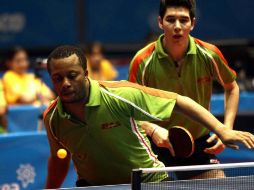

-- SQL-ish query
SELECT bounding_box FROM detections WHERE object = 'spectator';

[234,60,254,91]
[3,47,54,105]
[86,42,118,80]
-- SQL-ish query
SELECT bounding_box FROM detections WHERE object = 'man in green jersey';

[128,0,240,179]
[44,45,253,188]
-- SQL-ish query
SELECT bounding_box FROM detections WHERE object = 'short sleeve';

[207,45,236,86]
[128,55,143,84]
[128,43,155,84]
[118,84,177,122]
[2,71,20,104]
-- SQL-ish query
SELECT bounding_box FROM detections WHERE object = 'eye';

[180,18,189,24]
[166,17,176,23]
[67,72,78,80]
[52,75,63,83]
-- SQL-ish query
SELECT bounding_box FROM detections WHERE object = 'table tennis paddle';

[168,126,195,158]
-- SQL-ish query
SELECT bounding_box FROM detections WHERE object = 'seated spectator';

[0,79,7,133]
[86,42,118,80]
[235,60,254,91]
[3,47,54,106]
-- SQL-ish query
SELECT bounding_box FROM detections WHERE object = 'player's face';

[158,7,195,45]
[49,54,88,103]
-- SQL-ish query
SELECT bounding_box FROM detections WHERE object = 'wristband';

[151,127,158,138]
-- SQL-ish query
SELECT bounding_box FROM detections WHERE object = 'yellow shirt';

[3,70,52,105]
[0,79,6,108]
[88,59,118,81]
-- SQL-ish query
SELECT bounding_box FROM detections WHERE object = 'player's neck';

[163,36,189,62]
[62,81,90,123]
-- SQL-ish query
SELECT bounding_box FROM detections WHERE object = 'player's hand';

[204,134,225,154]
[219,128,254,149]
[151,125,175,157]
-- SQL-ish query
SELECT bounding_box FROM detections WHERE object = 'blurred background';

[0,0,254,189]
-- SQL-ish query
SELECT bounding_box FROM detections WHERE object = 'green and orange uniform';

[129,34,237,178]
[44,79,178,185]
[129,34,236,140]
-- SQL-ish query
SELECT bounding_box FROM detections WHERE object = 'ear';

[85,70,88,77]
[158,16,163,30]
[190,17,196,31]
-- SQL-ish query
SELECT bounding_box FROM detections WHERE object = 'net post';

[131,169,142,190]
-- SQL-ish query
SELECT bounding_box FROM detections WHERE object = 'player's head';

[47,45,87,74]
[158,0,196,44]
[6,46,29,75]
[159,0,196,22]
[47,45,89,103]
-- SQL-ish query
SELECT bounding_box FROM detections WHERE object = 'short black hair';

[6,46,27,61]
[159,0,196,20]
[47,45,87,74]
[85,41,104,55]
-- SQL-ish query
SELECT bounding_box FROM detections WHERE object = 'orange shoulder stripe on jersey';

[43,98,58,121]
[129,42,155,83]
[99,80,177,100]
[194,38,236,76]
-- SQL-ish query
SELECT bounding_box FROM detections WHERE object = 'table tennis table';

[61,184,130,190]
[62,175,254,189]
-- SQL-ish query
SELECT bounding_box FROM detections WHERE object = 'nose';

[174,20,181,32]
[62,77,71,89]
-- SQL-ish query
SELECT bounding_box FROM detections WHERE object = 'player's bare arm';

[44,120,71,189]
[223,81,240,129]
[174,94,254,149]
[205,81,240,154]
[45,154,71,189]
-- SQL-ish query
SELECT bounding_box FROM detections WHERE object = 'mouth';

[61,91,75,96]
[173,34,182,39]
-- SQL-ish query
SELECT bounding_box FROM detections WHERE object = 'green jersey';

[129,34,236,139]
[44,79,177,185]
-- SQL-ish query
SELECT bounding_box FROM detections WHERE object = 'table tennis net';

[131,162,254,190]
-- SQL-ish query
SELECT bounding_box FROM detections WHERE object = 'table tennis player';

[128,0,240,179]
[44,45,254,188]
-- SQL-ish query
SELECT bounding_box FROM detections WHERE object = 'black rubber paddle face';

[169,126,195,158]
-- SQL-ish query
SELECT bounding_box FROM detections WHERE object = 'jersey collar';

[155,34,197,59]
[155,34,168,59]
[57,99,71,119]
[188,36,197,55]
[86,78,101,107]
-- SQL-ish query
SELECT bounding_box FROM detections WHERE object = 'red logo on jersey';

[197,76,211,84]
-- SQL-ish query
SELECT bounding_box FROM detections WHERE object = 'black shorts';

[149,134,221,180]
[76,179,91,187]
